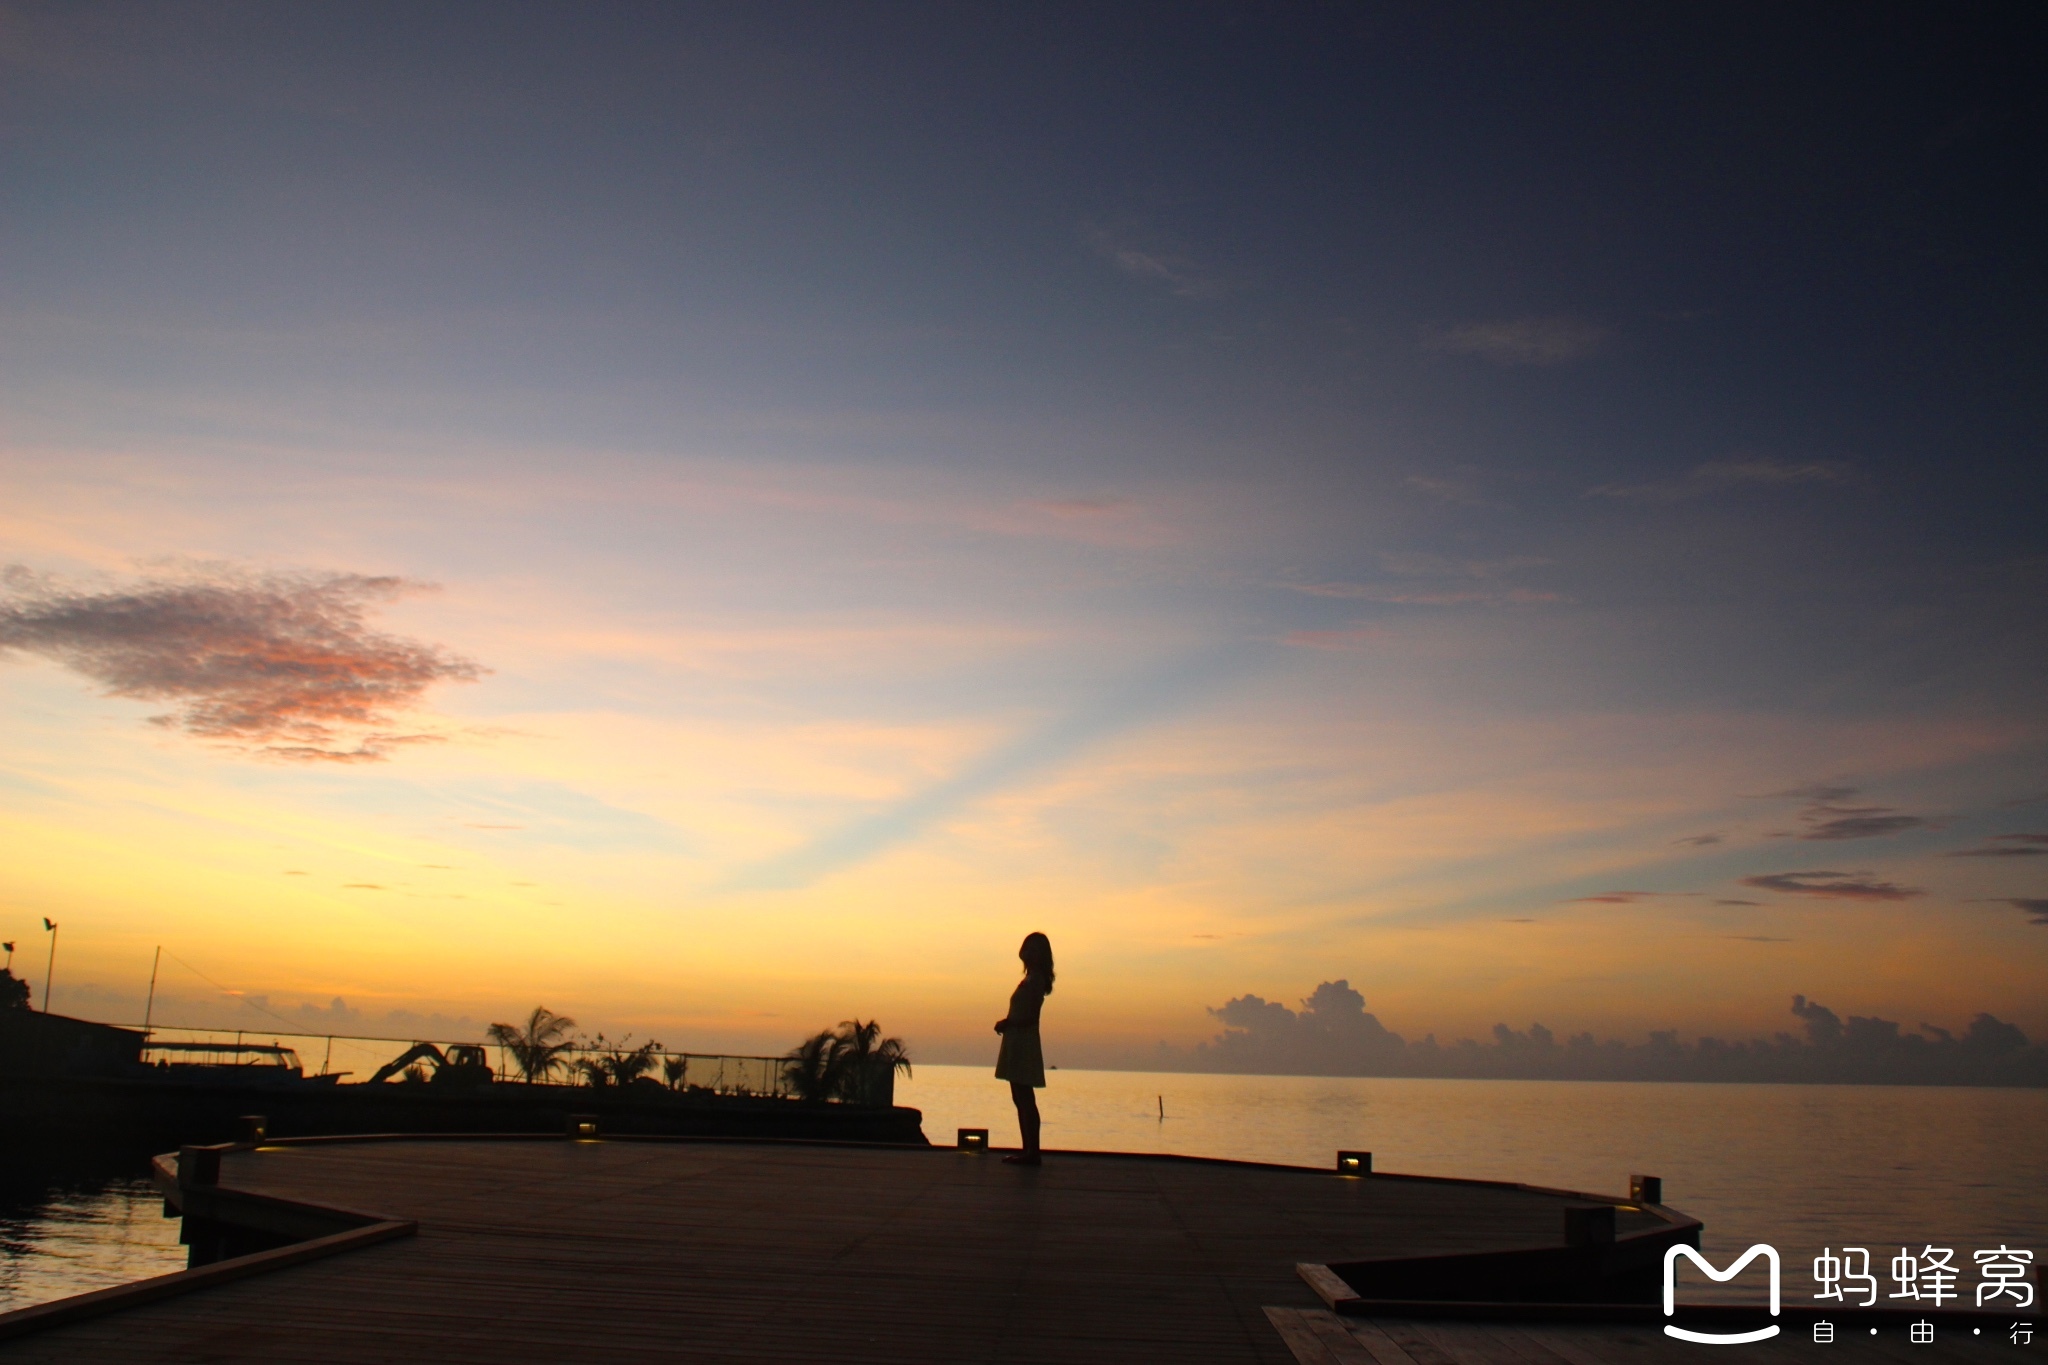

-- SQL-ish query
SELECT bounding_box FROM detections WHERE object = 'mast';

[142,945,162,1039]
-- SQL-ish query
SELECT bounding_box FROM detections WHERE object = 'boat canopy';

[142,1041,304,1069]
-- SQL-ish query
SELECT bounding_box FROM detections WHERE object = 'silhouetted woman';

[994,931,1054,1165]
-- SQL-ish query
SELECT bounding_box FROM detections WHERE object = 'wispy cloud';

[1403,473,1497,506]
[1280,625,1387,651]
[730,649,1244,889]
[1675,832,1724,846]
[1033,497,1130,519]
[1755,784,1931,841]
[1290,585,1562,607]
[2005,898,2048,924]
[1738,870,1922,901]
[1948,833,2048,858]
[1283,552,1561,608]
[1085,225,1229,299]
[1588,457,1851,503]
[1566,889,1679,904]
[1422,316,1607,366]
[0,565,482,761]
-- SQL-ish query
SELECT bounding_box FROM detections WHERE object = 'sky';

[1,2,2044,1069]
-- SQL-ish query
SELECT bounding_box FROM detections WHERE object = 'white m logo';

[1662,1244,1782,1344]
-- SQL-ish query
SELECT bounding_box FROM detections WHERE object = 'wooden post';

[1564,1203,1616,1246]
[178,1146,221,1188]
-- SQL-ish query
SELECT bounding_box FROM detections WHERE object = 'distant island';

[1145,982,2048,1086]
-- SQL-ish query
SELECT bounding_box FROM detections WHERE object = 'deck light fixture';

[240,1115,269,1143]
[1630,1174,1663,1204]
[1336,1150,1371,1175]
[568,1114,599,1139]
[957,1128,989,1152]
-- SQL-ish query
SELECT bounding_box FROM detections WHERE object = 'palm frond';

[486,1005,578,1082]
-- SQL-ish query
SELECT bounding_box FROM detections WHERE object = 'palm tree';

[486,1006,577,1083]
[781,1029,844,1102]
[832,1019,911,1105]
[567,1034,662,1088]
[603,1039,661,1087]
[661,1054,688,1089]
[781,1020,913,1103]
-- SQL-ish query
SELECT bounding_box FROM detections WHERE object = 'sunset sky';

[3,4,2044,1066]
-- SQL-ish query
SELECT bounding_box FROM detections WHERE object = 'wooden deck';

[0,1137,1691,1363]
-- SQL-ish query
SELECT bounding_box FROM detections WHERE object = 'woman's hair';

[1018,931,1054,994]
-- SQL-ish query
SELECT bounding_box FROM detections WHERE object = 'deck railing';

[130,1024,797,1098]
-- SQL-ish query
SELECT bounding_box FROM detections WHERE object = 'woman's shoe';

[1001,1152,1041,1165]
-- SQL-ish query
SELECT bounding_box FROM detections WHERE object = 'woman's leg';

[1010,1080,1040,1155]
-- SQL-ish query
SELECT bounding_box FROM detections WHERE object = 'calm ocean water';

[2,1071,2041,1312]
[900,1066,2048,1304]
[0,1154,187,1312]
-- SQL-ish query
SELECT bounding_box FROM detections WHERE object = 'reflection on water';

[901,1067,2048,1303]
[0,1149,189,1312]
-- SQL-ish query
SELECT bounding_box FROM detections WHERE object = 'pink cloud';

[0,565,482,761]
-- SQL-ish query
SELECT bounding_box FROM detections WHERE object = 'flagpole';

[142,945,162,1039]
[41,919,58,1014]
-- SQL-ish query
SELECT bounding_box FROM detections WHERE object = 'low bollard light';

[1629,1173,1662,1204]
[567,1114,599,1140]
[1335,1150,1371,1176]
[957,1128,989,1152]
[240,1114,269,1143]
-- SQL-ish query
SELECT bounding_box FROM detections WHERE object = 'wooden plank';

[1462,1322,1581,1365]
[1371,1320,1467,1365]
[1515,1323,1642,1365]
[1298,1262,1362,1308]
[1268,1308,1346,1364]
[1397,1321,1533,1365]
[1304,1309,1387,1365]
[1344,1318,1425,1365]
[1266,1308,1388,1365]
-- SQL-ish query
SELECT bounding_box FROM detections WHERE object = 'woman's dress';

[994,974,1048,1087]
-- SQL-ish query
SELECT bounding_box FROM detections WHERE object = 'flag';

[43,919,56,932]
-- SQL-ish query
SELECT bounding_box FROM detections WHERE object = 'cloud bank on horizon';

[1159,979,2046,1085]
